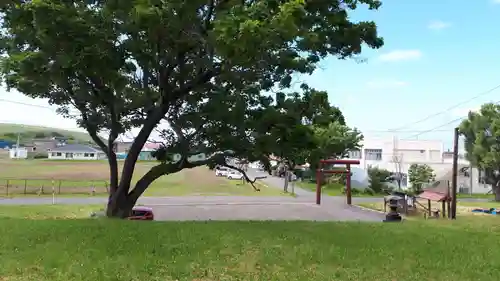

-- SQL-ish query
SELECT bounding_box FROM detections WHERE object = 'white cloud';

[377,50,422,62]
[427,20,452,30]
[366,79,408,89]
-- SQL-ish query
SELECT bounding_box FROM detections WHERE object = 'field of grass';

[0,123,93,142]
[0,204,101,219]
[0,159,283,197]
[0,204,500,280]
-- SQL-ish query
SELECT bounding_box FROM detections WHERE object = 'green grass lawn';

[1,204,500,280]
[0,204,102,219]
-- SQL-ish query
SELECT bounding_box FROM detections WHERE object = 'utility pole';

[392,136,403,190]
[451,127,459,219]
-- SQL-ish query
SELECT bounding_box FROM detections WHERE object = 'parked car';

[215,167,229,177]
[227,170,244,180]
[128,206,154,220]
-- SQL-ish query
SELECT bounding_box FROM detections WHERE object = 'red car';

[128,206,155,220]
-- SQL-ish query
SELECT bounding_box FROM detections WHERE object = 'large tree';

[460,103,500,201]
[0,0,383,217]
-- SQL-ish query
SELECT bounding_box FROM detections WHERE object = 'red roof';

[419,191,449,202]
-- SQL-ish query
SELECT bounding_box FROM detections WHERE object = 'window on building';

[347,150,362,159]
[56,152,62,156]
[89,153,95,157]
[364,149,382,161]
[84,153,89,157]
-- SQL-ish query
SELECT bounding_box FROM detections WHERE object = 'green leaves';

[460,103,500,186]
[308,121,363,171]
[408,164,435,194]
[0,0,383,196]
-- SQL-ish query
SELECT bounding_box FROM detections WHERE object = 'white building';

[345,136,491,194]
[9,147,28,159]
[48,144,106,160]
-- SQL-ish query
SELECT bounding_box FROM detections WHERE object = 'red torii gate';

[316,159,360,205]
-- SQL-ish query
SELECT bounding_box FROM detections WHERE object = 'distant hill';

[0,123,93,144]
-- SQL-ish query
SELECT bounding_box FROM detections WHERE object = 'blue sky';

[1,0,500,148]
[307,0,500,148]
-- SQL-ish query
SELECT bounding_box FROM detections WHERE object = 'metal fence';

[0,178,109,195]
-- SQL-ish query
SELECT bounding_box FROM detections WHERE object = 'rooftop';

[50,144,102,153]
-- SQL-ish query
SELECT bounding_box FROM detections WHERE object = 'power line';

[402,99,500,139]
[386,83,500,132]
[0,96,481,141]
[402,117,464,140]
[0,98,55,110]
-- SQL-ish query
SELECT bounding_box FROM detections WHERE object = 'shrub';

[367,167,391,193]
[342,187,360,194]
[363,187,375,195]
[33,153,48,159]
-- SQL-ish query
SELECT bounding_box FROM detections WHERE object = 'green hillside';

[0,123,93,143]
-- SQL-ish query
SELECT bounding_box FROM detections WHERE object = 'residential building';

[115,142,161,161]
[0,140,14,149]
[9,147,28,159]
[48,144,106,160]
[115,141,133,153]
[345,136,491,194]
[32,138,63,152]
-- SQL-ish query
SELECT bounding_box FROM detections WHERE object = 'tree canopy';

[0,0,383,217]
[408,164,435,194]
[460,103,500,200]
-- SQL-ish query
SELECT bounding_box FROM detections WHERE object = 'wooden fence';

[0,178,109,195]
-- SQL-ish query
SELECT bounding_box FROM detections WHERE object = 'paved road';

[0,169,487,221]
[153,203,384,221]
[246,169,314,197]
[0,195,384,221]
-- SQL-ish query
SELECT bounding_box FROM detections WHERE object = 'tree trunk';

[494,185,500,201]
[106,190,135,218]
[283,167,289,192]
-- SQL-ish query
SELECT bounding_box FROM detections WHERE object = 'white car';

[215,167,229,177]
[227,171,244,180]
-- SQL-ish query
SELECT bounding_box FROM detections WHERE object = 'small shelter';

[418,180,452,218]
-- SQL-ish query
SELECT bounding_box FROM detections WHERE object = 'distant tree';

[0,0,383,217]
[308,121,364,172]
[51,131,65,138]
[367,167,391,194]
[408,164,435,194]
[33,132,47,139]
[459,103,500,201]
[266,88,352,192]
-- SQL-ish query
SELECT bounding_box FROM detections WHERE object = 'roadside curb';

[352,204,385,214]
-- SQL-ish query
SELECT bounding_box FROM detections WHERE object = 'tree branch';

[220,162,262,191]
[127,151,263,201]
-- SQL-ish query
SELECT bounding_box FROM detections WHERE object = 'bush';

[33,153,48,159]
[342,187,360,195]
[367,167,391,193]
[363,187,375,195]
